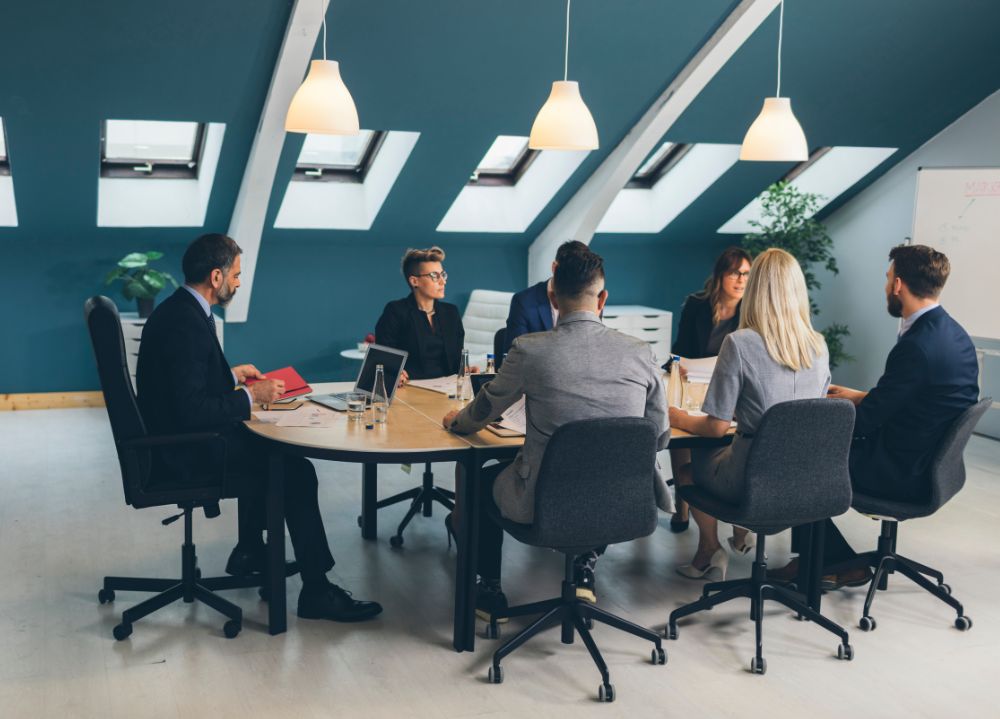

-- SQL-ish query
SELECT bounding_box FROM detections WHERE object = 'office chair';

[668,399,857,674]
[86,295,263,640]
[493,327,505,371]
[829,397,990,633]
[484,417,666,702]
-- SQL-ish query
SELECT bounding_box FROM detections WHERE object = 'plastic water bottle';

[485,353,496,374]
[456,349,471,401]
[667,355,683,408]
[372,364,389,424]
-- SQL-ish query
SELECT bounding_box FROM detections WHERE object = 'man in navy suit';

[784,244,979,586]
[502,240,589,357]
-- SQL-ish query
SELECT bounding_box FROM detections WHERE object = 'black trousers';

[225,426,335,582]
[477,461,605,582]
[791,520,858,568]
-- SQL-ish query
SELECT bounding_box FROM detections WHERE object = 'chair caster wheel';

[665,624,678,640]
[955,615,972,631]
[487,665,504,684]
[484,622,500,640]
[113,623,132,641]
[598,682,615,702]
[750,656,766,675]
[389,535,404,548]
[98,588,115,604]
[223,620,241,639]
[651,647,666,665]
[837,643,854,660]
[859,616,876,632]
[939,583,951,595]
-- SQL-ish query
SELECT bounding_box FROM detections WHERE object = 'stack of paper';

[407,375,458,395]
[679,356,717,384]
[497,397,526,434]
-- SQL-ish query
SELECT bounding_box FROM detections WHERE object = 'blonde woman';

[669,248,830,580]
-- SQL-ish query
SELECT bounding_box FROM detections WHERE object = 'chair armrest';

[120,432,223,450]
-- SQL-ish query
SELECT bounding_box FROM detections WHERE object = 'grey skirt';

[691,435,752,504]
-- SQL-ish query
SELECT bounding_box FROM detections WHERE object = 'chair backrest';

[462,289,514,366]
[926,397,992,510]
[85,296,149,504]
[531,417,659,550]
[493,328,505,370]
[741,398,855,528]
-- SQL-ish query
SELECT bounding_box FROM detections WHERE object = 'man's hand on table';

[827,384,867,405]
[232,364,265,384]
[442,409,460,430]
[250,379,285,406]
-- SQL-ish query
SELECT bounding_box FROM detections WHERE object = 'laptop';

[310,344,408,411]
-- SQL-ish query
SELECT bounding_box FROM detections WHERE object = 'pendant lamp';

[739,0,807,161]
[285,0,359,135]
[529,0,598,151]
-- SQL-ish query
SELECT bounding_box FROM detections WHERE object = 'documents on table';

[679,356,717,384]
[487,396,526,437]
[407,375,458,394]
[253,404,340,428]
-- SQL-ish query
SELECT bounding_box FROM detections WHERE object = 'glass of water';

[683,380,708,413]
[346,392,366,422]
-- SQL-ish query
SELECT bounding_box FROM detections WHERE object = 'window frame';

[782,146,833,183]
[626,143,693,189]
[99,120,207,180]
[290,130,387,184]
[468,141,539,187]
[0,120,9,176]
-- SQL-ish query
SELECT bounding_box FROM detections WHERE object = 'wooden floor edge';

[0,392,105,411]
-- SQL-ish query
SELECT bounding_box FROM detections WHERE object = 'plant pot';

[137,297,155,318]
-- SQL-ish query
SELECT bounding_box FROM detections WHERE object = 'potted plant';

[742,181,854,370]
[104,251,179,318]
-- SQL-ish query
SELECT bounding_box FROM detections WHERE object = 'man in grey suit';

[442,247,671,619]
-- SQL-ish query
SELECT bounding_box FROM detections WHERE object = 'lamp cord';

[776,0,784,97]
[564,0,571,82]
[321,0,328,61]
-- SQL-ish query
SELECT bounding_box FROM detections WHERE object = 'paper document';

[266,404,341,428]
[495,397,526,435]
[408,375,458,395]
[679,356,717,384]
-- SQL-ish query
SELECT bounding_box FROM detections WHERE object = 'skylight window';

[628,142,692,188]
[0,117,9,175]
[718,146,898,234]
[101,120,206,179]
[292,130,385,183]
[469,135,538,186]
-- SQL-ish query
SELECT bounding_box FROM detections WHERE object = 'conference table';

[246,380,740,651]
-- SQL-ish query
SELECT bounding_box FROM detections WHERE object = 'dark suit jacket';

[503,280,553,356]
[671,293,741,359]
[375,294,464,379]
[850,306,979,503]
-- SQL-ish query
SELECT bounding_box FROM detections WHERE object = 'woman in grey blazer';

[668,249,831,581]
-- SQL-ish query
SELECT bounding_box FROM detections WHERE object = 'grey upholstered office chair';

[831,397,991,633]
[668,398,857,674]
[484,417,666,703]
[86,295,262,640]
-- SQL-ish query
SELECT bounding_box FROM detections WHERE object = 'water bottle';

[456,349,471,401]
[485,353,496,374]
[667,354,683,408]
[372,364,389,424]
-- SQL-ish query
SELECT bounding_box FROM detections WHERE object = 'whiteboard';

[912,167,1000,340]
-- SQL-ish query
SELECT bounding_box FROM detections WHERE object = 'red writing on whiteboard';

[963,180,1000,197]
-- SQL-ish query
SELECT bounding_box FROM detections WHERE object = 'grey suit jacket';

[450,311,672,523]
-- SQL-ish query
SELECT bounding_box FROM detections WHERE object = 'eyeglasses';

[413,270,448,282]
[727,270,751,280]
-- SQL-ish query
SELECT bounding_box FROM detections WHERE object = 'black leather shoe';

[225,545,297,577]
[297,583,383,622]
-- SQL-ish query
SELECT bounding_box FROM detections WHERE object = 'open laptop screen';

[356,343,407,403]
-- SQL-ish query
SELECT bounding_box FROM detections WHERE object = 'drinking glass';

[346,392,366,422]
[683,380,708,412]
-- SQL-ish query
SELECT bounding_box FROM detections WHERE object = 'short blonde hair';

[739,248,826,371]
[401,246,445,283]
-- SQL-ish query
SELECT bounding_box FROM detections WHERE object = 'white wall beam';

[225,0,328,323]
[527,0,781,283]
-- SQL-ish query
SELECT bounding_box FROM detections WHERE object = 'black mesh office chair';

[484,418,666,703]
[668,399,857,674]
[830,397,990,633]
[86,295,262,640]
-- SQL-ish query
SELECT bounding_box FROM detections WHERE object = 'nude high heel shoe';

[676,548,729,581]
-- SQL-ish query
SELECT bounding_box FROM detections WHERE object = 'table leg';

[267,450,287,635]
[361,463,377,540]
[453,452,480,652]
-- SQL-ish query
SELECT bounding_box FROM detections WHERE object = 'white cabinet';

[602,305,673,363]
[120,312,224,391]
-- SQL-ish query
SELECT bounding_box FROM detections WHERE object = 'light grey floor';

[1,408,998,718]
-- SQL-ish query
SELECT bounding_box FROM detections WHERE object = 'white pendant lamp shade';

[529,81,598,151]
[285,60,359,135]
[739,97,808,161]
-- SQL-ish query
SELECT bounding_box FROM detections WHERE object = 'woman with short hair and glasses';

[668,246,753,533]
[375,246,475,384]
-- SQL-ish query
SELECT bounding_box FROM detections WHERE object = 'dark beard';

[216,285,236,307]
[886,293,903,318]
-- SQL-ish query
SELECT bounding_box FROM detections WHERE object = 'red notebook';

[245,366,312,401]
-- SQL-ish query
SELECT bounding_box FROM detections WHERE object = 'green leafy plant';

[104,251,178,301]
[742,181,854,369]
